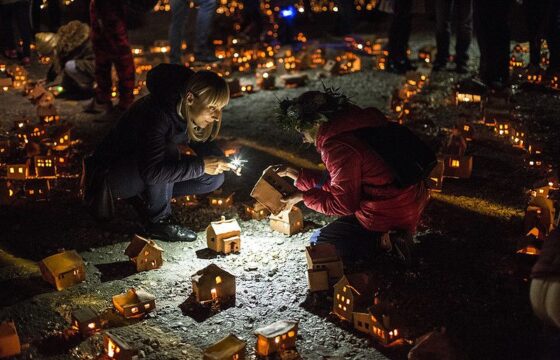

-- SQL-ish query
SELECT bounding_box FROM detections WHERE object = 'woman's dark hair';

[276,86,351,131]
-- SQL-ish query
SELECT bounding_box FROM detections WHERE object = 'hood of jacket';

[146,64,195,109]
[56,21,90,57]
[316,105,387,149]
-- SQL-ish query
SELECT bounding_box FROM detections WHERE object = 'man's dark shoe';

[387,59,417,74]
[145,217,197,242]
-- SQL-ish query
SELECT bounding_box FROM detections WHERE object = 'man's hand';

[273,164,299,182]
[203,156,234,175]
[280,191,304,213]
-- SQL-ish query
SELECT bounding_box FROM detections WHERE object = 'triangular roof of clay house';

[124,235,163,258]
[191,264,234,284]
[40,250,83,275]
[203,334,246,359]
[306,243,339,264]
[208,218,240,236]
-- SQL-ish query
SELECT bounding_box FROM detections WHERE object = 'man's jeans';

[434,0,473,66]
[169,0,216,64]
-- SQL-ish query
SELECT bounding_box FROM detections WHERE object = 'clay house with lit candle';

[251,166,298,215]
[6,161,29,180]
[418,45,436,63]
[280,73,308,88]
[112,288,156,319]
[427,159,445,192]
[208,190,234,209]
[254,320,298,357]
[227,78,243,98]
[39,250,85,290]
[203,333,246,360]
[526,68,544,85]
[71,307,102,337]
[358,299,404,346]
[524,196,555,240]
[269,206,304,236]
[0,321,21,358]
[511,129,526,149]
[0,181,17,205]
[256,70,276,90]
[104,332,138,360]
[51,126,71,151]
[34,156,56,178]
[454,79,486,105]
[441,155,473,179]
[191,263,236,304]
[174,194,199,207]
[305,243,343,292]
[244,201,270,220]
[124,235,164,272]
[333,273,376,322]
[207,216,241,255]
[24,179,51,201]
[37,104,60,124]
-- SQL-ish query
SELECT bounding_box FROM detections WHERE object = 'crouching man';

[274,89,431,265]
[83,64,234,242]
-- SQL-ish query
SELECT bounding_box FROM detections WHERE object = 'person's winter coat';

[532,229,560,279]
[93,64,206,185]
[295,106,429,233]
[46,21,95,88]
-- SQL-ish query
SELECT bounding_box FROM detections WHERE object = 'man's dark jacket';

[93,64,205,185]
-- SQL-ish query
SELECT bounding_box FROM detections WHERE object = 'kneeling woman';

[88,64,233,241]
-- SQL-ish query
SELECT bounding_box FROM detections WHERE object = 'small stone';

[138,350,146,358]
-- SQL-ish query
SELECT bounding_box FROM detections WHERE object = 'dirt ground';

[2,9,560,360]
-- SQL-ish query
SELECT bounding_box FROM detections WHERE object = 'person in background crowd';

[274,90,430,266]
[85,0,135,115]
[31,0,61,34]
[240,0,264,42]
[432,0,473,73]
[473,0,512,89]
[0,0,32,65]
[168,0,219,65]
[45,20,95,99]
[386,0,416,74]
[523,0,560,75]
[85,65,233,242]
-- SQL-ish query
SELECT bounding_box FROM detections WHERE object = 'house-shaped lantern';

[427,159,445,192]
[149,40,171,55]
[305,243,343,292]
[0,74,12,90]
[244,201,270,220]
[0,181,17,205]
[51,126,71,151]
[524,196,555,240]
[208,190,234,209]
[454,79,486,105]
[191,263,236,304]
[24,179,51,201]
[333,273,376,322]
[207,216,241,254]
[526,68,544,85]
[203,333,246,360]
[227,78,243,98]
[174,194,199,207]
[511,129,526,149]
[9,65,27,89]
[0,321,21,358]
[495,119,514,138]
[124,235,164,272]
[251,166,298,215]
[280,74,308,88]
[112,288,156,319]
[104,332,139,360]
[34,156,56,178]
[405,71,428,90]
[418,45,436,63]
[269,206,304,236]
[254,320,298,357]
[6,162,29,180]
[71,307,102,337]
[39,250,85,290]
[37,104,60,124]
[458,123,474,142]
[482,99,510,127]
[441,155,473,179]
[360,300,404,346]
[256,70,276,90]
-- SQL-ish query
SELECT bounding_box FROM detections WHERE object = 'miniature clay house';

[207,216,241,255]
[524,196,555,240]
[112,288,156,319]
[24,179,51,201]
[251,166,298,215]
[305,243,343,292]
[52,127,71,151]
[71,307,102,337]
[427,159,445,192]
[124,235,164,272]
[208,190,234,208]
[39,250,85,290]
[175,194,198,206]
[0,321,21,358]
[104,332,138,360]
[454,79,486,104]
[269,206,304,236]
[6,162,29,180]
[244,201,270,220]
[333,273,375,322]
[191,263,236,304]
[354,300,404,346]
[37,104,60,124]
[203,333,246,360]
[254,320,298,357]
[34,155,56,178]
[441,155,473,179]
